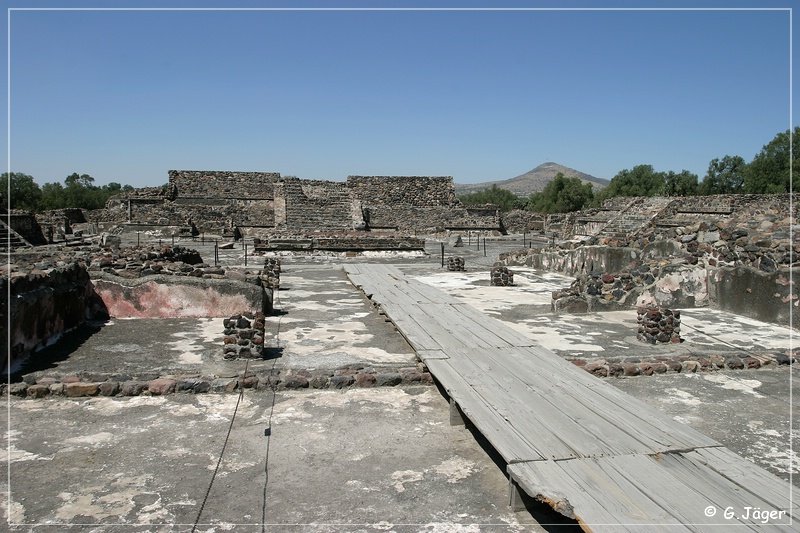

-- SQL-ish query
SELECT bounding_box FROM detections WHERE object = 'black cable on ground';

[191,357,250,532]
[261,274,285,532]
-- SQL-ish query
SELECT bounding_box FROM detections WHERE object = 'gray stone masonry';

[261,257,281,289]
[637,307,682,344]
[490,265,514,286]
[168,170,279,199]
[222,312,267,359]
[447,256,466,272]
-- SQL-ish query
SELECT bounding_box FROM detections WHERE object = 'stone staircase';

[0,218,32,251]
[598,197,674,239]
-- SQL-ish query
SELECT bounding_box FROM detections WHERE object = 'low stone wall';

[500,246,640,277]
[92,275,270,318]
[574,352,794,378]
[502,238,796,327]
[255,235,426,252]
[3,262,107,374]
[6,364,434,398]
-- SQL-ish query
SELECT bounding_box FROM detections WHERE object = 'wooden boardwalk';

[345,264,797,532]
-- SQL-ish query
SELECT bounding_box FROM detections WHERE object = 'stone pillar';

[222,312,267,359]
[490,266,514,286]
[446,256,466,271]
[637,307,681,344]
[261,257,281,289]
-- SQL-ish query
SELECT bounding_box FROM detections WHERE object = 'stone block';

[98,381,120,396]
[375,373,402,387]
[330,375,355,389]
[65,382,99,397]
[26,384,50,399]
[121,381,147,396]
[148,378,177,395]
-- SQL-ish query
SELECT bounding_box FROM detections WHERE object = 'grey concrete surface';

[3,387,544,531]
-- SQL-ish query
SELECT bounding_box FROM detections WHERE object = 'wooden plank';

[551,379,715,453]
[380,308,442,352]
[416,349,449,361]
[448,351,586,460]
[577,378,719,449]
[688,447,799,518]
[598,454,755,530]
[655,451,796,530]
[448,348,656,458]
[413,304,496,350]
[425,359,542,463]
[509,460,685,532]
[450,303,538,347]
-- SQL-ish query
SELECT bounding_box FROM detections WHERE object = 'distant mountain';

[455,162,609,197]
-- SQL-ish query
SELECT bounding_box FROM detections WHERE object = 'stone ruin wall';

[501,209,546,233]
[5,243,275,373]
[346,175,459,207]
[2,262,108,374]
[283,178,356,230]
[168,170,279,199]
[347,175,500,231]
[6,211,47,245]
[104,171,501,234]
[500,194,799,328]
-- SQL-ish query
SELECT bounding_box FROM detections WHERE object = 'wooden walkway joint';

[345,264,797,532]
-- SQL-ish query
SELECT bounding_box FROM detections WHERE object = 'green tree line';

[1,172,134,212]
[459,127,798,214]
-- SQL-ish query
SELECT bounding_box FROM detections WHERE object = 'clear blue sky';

[3,1,796,187]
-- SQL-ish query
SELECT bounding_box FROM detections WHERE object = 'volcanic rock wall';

[3,262,107,374]
[347,176,459,207]
[168,170,279,199]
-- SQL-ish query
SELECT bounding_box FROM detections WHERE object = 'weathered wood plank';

[598,454,755,530]
[655,450,796,530]
[416,349,449,361]
[425,359,542,463]
[688,447,800,518]
[509,460,685,532]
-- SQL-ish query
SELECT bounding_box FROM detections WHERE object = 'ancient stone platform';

[345,263,797,531]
